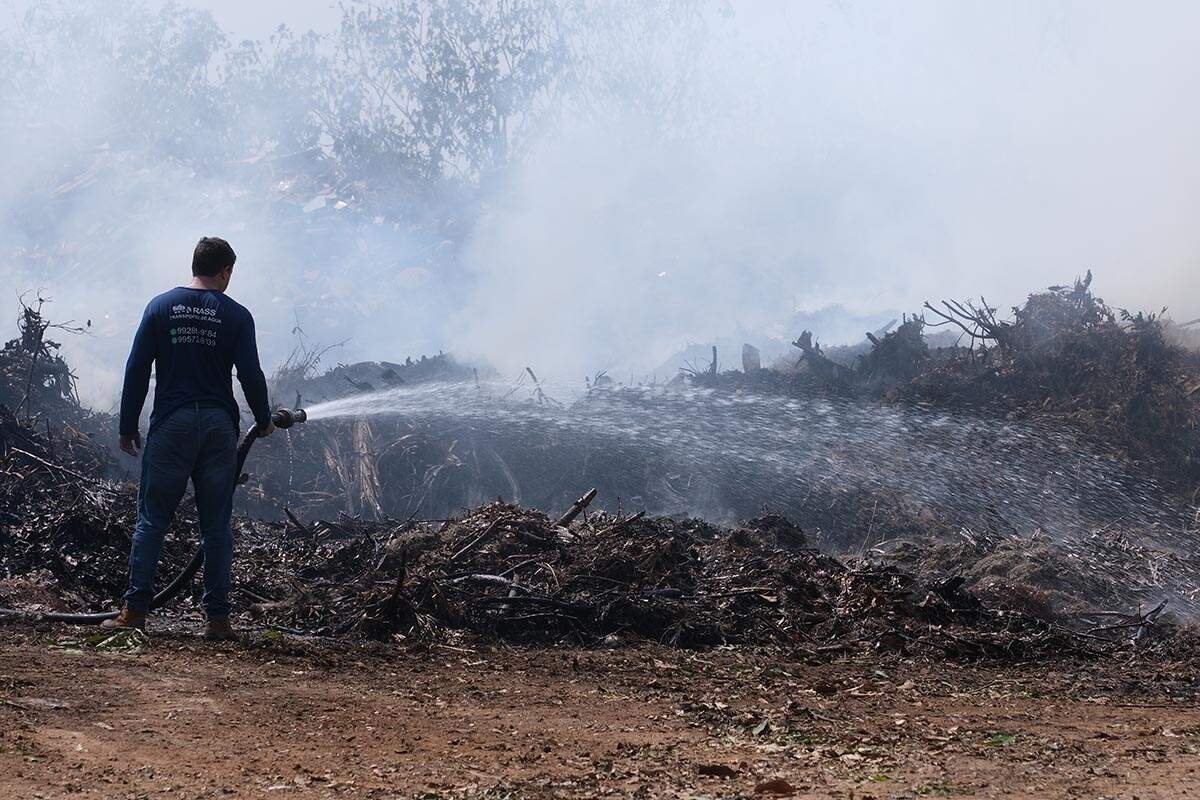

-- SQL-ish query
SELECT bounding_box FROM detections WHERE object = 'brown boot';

[99,606,146,631]
[203,617,237,642]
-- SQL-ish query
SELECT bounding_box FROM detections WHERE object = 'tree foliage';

[0,0,709,194]
[328,0,573,184]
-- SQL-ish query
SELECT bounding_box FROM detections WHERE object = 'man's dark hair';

[192,237,237,277]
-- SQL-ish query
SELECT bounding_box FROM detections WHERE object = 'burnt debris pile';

[1,280,1199,659]
[700,274,1200,491]
[232,500,1093,657]
[0,400,1191,658]
[229,276,1200,563]
[0,442,1172,659]
[0,405,195,610]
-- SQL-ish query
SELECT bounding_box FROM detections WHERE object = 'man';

[103,237,273,639]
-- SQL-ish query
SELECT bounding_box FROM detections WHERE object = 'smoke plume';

[1,1,1198,402]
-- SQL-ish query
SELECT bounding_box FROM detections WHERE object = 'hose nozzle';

[271,407,308,430]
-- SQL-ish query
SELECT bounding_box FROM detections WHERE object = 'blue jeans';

[125,404,237,618]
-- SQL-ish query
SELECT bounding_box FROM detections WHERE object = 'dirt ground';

[2,621,1199,799]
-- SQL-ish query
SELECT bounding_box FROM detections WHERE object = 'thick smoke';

[2,1,1199,403]
[454,1,1200,377]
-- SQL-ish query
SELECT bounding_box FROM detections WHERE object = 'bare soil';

[2,621,1199,799]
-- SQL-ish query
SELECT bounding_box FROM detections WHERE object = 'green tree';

[326,0,573,185]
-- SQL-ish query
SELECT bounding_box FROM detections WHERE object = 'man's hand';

[119,433,142,457]
[257,420,276,438]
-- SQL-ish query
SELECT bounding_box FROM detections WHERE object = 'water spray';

[301,379,1193,543]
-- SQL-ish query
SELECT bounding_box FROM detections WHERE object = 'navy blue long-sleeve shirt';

[118,287,271,437]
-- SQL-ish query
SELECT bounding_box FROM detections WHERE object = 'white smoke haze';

[453,1,1200,376]
[2,1,1199,404]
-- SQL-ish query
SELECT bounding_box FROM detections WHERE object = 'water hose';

[0,408,307,624]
